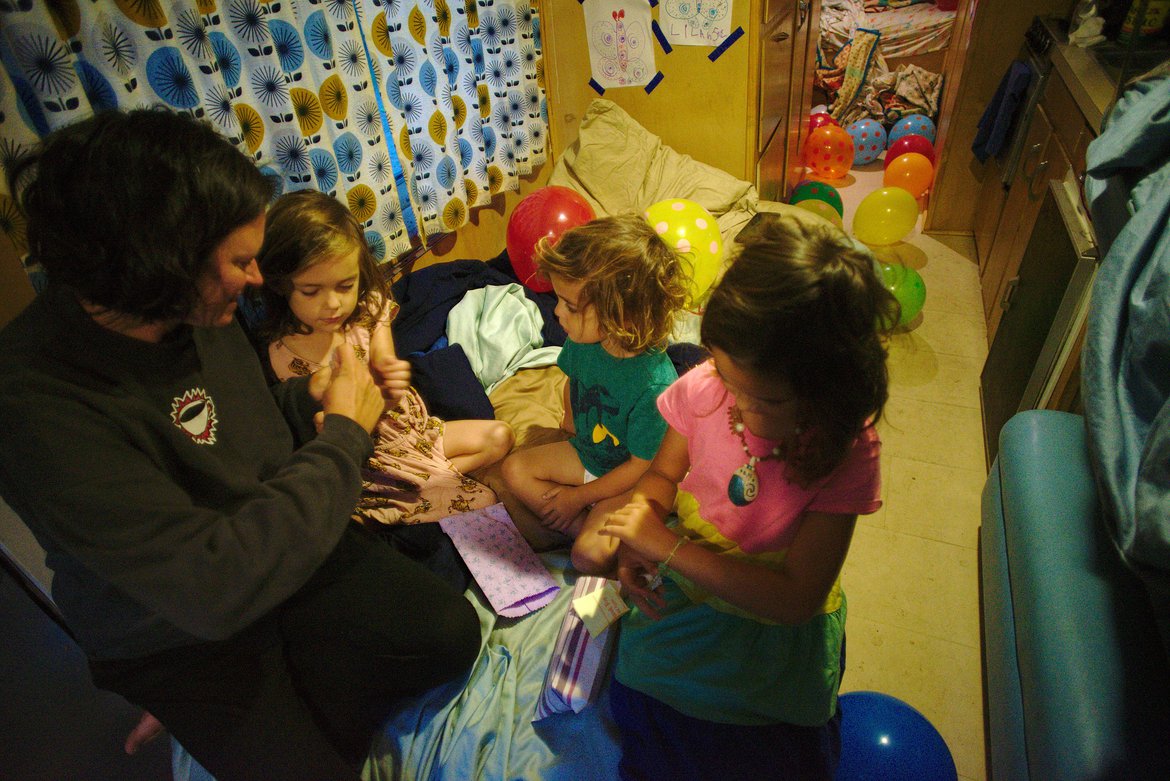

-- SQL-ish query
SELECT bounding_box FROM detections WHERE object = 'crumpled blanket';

[446,283,562,395]
[1083,73,1170,654]
[844,62,943,126]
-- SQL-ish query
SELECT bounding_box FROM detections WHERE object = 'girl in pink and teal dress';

[599,214,900,780]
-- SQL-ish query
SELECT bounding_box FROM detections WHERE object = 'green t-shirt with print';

[557,339,676,476]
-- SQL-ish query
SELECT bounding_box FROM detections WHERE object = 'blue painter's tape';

[644,71,664,94]
[651,20,672,53]
[708,26,744,62]
[588,78,605,95]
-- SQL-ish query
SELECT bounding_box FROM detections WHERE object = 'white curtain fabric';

[368,0,547,240]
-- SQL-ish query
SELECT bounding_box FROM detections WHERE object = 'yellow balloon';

[644,198,723,304]
[793,198,844,229]
[851,187,919,246]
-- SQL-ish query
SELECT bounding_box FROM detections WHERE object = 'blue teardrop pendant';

[728,463,759,506]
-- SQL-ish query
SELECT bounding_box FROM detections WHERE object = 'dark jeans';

[90,525,480,781]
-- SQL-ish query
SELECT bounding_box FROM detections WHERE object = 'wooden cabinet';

[757,0,820,201]
[541,0,817,199]
[980,66,1095,345]
[981,104,1070,343]
[978,66,1099,461]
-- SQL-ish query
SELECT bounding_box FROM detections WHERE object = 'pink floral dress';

[268,303,495,526]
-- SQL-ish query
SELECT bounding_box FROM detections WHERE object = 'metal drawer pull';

[1000,277,1020,310]
[1021,143,1043,178]
[1028,160,1050,200]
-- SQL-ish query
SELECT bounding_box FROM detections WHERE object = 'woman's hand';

[539,485,588,532]
[316,343,385,433]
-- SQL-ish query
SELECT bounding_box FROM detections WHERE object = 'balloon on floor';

[809,112,839,132]
[836,691,957,780]
[878,262,927,326]
[789,180,845,217]
[852,187,919,246]
[805,125,855,180]
[846,118,887,166]
[506,186,595,292]
[883,152,934,200]
[794,198,845,229]
[644,198,723,305]
[888,113,937,145]
[885,134,936,168]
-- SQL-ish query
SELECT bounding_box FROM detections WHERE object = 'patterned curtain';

[0,0,414,286]
[365,0,547,240]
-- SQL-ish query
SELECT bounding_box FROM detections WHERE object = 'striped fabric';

[533,575,620,721]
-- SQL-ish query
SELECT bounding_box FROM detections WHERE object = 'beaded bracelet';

[658,535,689,573]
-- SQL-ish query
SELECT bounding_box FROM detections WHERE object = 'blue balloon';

[846,118,887,166]
[836,692,957,781]
[888,114,937,145]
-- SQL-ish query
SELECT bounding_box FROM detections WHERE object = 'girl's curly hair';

[534,214,688,352]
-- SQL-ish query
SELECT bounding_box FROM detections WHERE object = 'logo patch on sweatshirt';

[171,388,217,445]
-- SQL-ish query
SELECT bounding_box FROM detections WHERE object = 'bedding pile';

[815,0,952,124]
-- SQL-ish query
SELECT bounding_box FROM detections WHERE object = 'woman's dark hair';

[11,108,274,322]
[255,189,390,344]
[701,214,899,482]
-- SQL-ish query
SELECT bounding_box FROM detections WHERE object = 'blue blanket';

[1083,73,1170,651]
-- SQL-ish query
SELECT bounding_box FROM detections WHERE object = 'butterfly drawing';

[593,9,647,85]
[664,0,730,41]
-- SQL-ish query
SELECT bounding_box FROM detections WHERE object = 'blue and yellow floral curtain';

[366,0,547,240]
[0,0,414,283]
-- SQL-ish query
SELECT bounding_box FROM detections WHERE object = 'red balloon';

[506,186,595,292]
[884,134,936,169]
[808,112,838,133]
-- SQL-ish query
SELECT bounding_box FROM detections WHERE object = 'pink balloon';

[808,112,839,133]
[506,187,596,292]
[884,134,936,169]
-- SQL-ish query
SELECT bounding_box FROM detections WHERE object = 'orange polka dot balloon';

[804,125,854,180]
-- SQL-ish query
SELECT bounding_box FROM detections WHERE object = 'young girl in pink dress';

[256,190,513,533]
[599,214,900,780]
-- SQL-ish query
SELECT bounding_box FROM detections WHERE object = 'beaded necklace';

[726,406,784,506]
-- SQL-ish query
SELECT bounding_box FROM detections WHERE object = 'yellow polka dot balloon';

[644,198,723,306]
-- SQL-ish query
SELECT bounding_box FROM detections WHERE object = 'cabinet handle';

[797,0,810,30]
[1020,143,1044,179]
[772,31,790,42]
[1028,160,1050,201]
[1000,277,1020,310]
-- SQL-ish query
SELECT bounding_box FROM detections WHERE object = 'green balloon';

[788,179,844,217]
[879,262,926,326]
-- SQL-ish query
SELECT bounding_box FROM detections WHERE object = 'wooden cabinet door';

[973,155,1007,273]
[756,3,797,201]
[984,105,1072,343]
[783,0,820,197]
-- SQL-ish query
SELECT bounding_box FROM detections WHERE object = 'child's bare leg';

[571,493,631,576]
[443,419,514,475]
[501,440,587,531]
